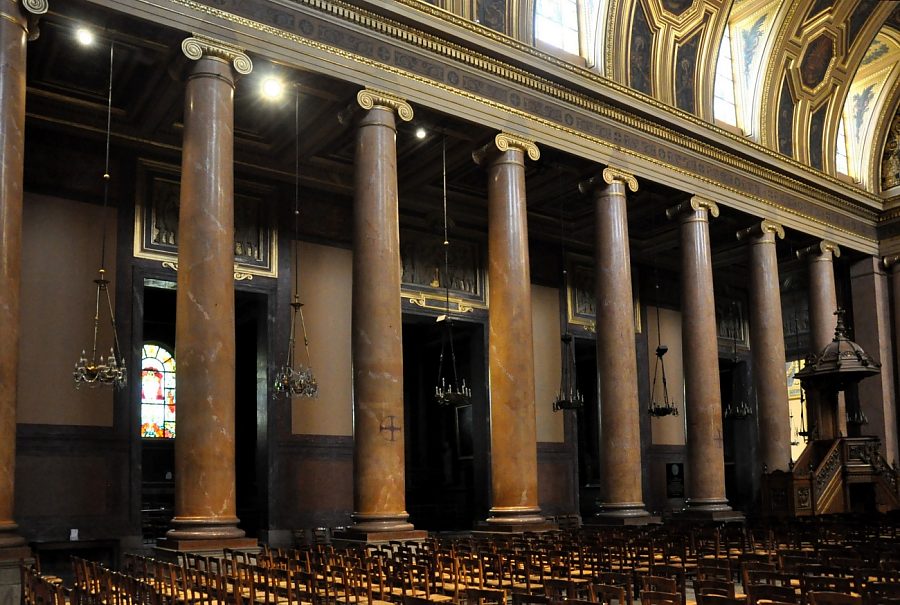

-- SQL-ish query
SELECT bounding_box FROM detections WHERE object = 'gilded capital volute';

[356,89,414,122]
[666,195,720,221]
[602,167,638,192]
[797,239,841,260]
[736,219,785,242]
[181,35,253,75]
[473,132,540,166]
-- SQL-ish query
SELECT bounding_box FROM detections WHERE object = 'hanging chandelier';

[648,279,677,417]
[724,302,752,420]
[274,85,318,399]
[434,136,471,407]
[73,42,126,389]
[552,332,583,411]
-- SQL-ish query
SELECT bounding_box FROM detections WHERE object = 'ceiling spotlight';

[261,76,286,100]
[415,128,427,139]
[75,27,95,46]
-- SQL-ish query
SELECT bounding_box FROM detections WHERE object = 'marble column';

[666,197,736,519]
[162,36,254,551]
[473,133,547,529]
[346,89,423,540]
[798,240,842,440]
[579,168,653,524]
[0,0,45,559]
[737,220,791,472]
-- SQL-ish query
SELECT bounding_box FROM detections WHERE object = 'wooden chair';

[695,595,747,605]
[593,571,635,605]
[746,583,798,605]
[801,576,853,605]
[511,594,549,605]
[639,590,679,605]
[699,559,733,582]
[465,586,506,605]
[639,575,678,596]
[807,593,861,605]
[693,579,736,598]
[591,582,627,605]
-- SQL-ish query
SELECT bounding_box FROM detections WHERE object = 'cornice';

[95,0,880,249]
[350,0,880,208]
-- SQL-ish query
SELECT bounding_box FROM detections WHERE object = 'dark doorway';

[138,280,267,542]
[235,289,268,539]
[402,316,484,530]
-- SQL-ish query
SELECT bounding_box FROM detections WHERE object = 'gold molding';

[159,260,254,281]
[357,88,414,121]
[401,291,478,313]
[157,0,881,236]
[602,166,639,192]
[181,34,253,74]
[666,196,720,220]
[736,219,786,242]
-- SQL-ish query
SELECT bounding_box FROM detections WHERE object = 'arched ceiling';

[426,0,900,198]
[596,0,900,196]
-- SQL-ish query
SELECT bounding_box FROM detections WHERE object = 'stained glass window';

[141,343,176,438]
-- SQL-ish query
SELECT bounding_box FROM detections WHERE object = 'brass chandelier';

[274,85,318,399]
[73,42,126,389]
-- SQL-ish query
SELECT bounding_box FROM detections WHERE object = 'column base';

[0,546,31,561]
[477,507,556,533]
[160,516,254,551]
[587,504,661,526]
[348,512,416,534]
[679,499,745,522]
[0,556,33,605]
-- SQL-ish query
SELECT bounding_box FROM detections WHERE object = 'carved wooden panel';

[400,228,485,313]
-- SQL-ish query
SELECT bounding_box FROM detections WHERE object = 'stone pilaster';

[737,220,791,472]
[0,0,47,559]
[162,35,254,550]
[797,241,843,440]
[474,133,549,530]
[667,197,738,519]
[579,168,653,525]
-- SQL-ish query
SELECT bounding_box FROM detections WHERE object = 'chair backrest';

[747,583,798,605]
[807,592,861,605]
[693,579,735,598]
[695,595,747,605]
[591,582,627,605]
[511,593,549,605]
[593,571,634,605]
[639,590,680,605]
[466,586,506,605]
[640,575,678,595]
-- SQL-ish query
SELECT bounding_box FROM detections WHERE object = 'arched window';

[141,343,176,438]
[713,26,739,129]
[835,117,849,176]
[534,0,601,61]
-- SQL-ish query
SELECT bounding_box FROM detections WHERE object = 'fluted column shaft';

[739,221,790,472]
[167,37,252,546]
[803,241,842,440]
[0,0,43,553]
[349,90,415,535]
[581,169,649,520]
[475,134,544,526]
[668,197,731,512]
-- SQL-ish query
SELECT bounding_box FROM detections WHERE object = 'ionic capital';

[356,88,414,122]
[602,167,638,192]
[797,239,841,260]
[666,195,720,221]
[473,132,540,166]
[736,219,785,242]
[181,35,252,75]
[2,0,46,39]
[883,256,900,271]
